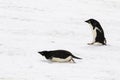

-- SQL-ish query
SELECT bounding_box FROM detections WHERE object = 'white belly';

[51,56,72,62]
[89,24,97,42]
[92,29,97,42]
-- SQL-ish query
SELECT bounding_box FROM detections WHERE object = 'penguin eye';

[88,21,91,23]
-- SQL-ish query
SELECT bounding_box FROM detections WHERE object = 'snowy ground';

[0,0,120,80]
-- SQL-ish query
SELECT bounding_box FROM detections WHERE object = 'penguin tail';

[71,54,82,59]
[103,38,107,45]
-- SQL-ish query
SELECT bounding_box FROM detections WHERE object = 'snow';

[0,0,120,80]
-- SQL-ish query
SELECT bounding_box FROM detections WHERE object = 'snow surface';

[0,0,120,80]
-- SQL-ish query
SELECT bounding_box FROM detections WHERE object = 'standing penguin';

[85,19,106,45]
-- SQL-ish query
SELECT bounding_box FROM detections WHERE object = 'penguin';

[85,19,106,45]
[38,50,82,63]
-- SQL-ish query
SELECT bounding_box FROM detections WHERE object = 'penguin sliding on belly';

[38,50,82,63]
[85,19,106,45]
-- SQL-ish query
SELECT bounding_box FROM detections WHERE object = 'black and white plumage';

[85,19,106,45]
[38,50,82,63]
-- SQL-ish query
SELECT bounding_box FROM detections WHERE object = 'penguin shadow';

[0,44,3,46]
[40,60,77,64]
[87,43,111,47]
[40,60,53,64]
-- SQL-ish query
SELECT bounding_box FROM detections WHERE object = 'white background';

[0,0,120,80]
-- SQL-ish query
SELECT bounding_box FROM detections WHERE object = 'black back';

[38,50,72,59]
[96,29,106,45]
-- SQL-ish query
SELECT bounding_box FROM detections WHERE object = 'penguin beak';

[38,52,43,55]
[85,20,89,23]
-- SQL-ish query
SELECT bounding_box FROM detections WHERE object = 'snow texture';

[0,0,120,80]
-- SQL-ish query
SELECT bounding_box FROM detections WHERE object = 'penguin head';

[85,19,91,23]
[85,19,100,26]
[85,19,95,23]
[38,51,48,56]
